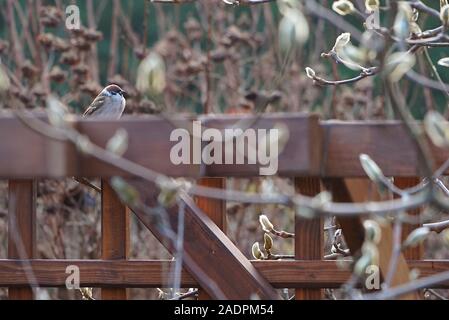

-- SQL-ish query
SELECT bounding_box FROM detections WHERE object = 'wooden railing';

[1,113,448,300]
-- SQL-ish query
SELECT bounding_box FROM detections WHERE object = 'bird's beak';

[121,90,128,98]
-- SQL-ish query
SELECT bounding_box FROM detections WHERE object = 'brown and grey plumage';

[75,84,127,192]
[83,84,126,119]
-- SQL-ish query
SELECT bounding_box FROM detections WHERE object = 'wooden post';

[195,177,226,300]
[101,180,130,300]
[8,180,36,300]
[394,178,423,260]
[294,177,323,300]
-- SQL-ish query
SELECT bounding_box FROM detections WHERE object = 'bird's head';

[103,84,126,98]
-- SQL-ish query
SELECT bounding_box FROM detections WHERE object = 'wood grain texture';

[325,178,419,299]
[377,222,420,299]
[0,113,318,178]
[394,177,423,261]
[0,259,447,288]
[294,177,323,300]
[8,180,36,300]
[195,178,226,300]
[101,180,130,300]
[126,179,279,300]
[322,121,449,177]
[195,178,226,230]
[3,115,449,178]
[322,178,365,255]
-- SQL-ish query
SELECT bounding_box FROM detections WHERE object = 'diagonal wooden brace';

[123,179,279,300]
[323,178,420,300]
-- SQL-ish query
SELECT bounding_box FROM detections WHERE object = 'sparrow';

[83,84,126,119]
[75,84,127,192]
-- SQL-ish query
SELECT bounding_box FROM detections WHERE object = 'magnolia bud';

[365,0,379,11]
[438,57,449,68]
[106,128,129,156]
[409,268,420,281]
[252,242,263,260]
[46,95,69,128]
[363,219,382,244]
[441,5,449,27]
[362,241,379,265]
[403,227,430,248]
[305,67,316,79]
[333,32,351,52]
[259,215,274,233]
[264,233,273,251]
[354,254,372,276]
[332,0,355,16]
[424,111,449,148]
[111,177,140,205]
[359,154,385,187]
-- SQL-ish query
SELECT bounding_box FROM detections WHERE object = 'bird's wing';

[83,95,106,117]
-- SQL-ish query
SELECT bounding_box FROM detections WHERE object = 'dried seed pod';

[184,17,202,42]
[37,33,55,50]
[138,99,161,114]
[53,37,70,52]
[0,40,9,54]
[49,66,67,83]
[70,27,86,37]
[72,64,89,77]
[60,51,81,66]
[71,38,91,51]
[79,81,102,97]
[17,90,32,104]
[21,60,39,79]
[39,6,63,28]
[31,84,47,99]
[211,47,228,63]
[84,29,103,42]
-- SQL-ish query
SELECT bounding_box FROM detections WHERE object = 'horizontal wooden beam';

[0,113,448,178]
[0,113,320,178]
[322,121,449,177]
[0,260,448,288]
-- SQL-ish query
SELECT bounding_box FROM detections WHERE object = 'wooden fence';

[1,113,449,300]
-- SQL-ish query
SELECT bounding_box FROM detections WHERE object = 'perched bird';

[75,84,127,192]
[83,84,126,119]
